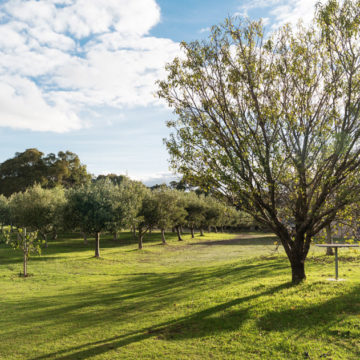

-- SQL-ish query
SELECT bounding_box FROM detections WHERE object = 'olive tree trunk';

[190,226,195,238]
[22,228,28,277]
[161,229,167,244]
[138,234,144,249]
[95,232,101,258]
[176,226,183,241]
[43,233,48,248]
[83,232,88,245]
[23,250,28,277]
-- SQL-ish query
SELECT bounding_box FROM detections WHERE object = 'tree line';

[0,179,247,276]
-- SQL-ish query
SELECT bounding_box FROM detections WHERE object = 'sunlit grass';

[0,230,359,359]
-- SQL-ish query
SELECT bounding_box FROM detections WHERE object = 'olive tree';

[1,227,41,277]
[64,180,118,257]
[184,192,206,238]
[152,188,187,244]
[136,191,157,249]
[3,187,61,276]
[169,190,188,241]
[116,177,148,238]
[158,0,360,282]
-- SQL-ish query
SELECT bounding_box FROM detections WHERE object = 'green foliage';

[64,180,118,235]
[95,173,126,186]
[116,177,148,230]
[8,184,66,235]
[184,192,206,231]
[0,195,10,226]
[152,187,187,230]
[1,227,42,255]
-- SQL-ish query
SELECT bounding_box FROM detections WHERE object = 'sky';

[0,0,319,185]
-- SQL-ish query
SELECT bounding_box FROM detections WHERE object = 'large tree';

[0,149,90,196]
[158,0,360,282]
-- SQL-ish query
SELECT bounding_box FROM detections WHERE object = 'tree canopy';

[0,149,91,196]
[157,0,360,282]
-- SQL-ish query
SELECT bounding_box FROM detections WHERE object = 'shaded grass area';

[0,231,359,359]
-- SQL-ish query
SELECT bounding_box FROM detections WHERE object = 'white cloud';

[0,75,83,132]
[132,172,180,187]
[0,0,180,132]
[199,27,211,33]
[236,0,318,28]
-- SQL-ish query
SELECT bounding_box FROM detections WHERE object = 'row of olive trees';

[0,178,243,276]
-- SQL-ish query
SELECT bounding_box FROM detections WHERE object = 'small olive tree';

[1,227,41,277]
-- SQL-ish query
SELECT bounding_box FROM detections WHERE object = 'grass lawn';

[0,230,359,360]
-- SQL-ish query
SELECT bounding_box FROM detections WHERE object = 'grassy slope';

[0,231,359,360]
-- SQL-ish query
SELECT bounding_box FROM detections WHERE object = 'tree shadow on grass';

[1,259,290,356]
[258,283,360,335]
[29,284,360,360]
[29,282,293,360]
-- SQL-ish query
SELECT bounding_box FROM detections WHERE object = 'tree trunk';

[191,226,194,238]
[95,232,101,258]
[161,229,167,244]
[83,232,88,245]
[214,226,218,233]
[221,226,224,232]
[113,231,118,241]
[23,228,28,277]
[326,224,334,256]
[43,233,48,248]
[200,228,204,236]
[138,233,143,249]
[176,226,183,241]
[290,257,306,283]
[23,251,28,277]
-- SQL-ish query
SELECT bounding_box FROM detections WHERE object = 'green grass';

[0,230,359,360]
